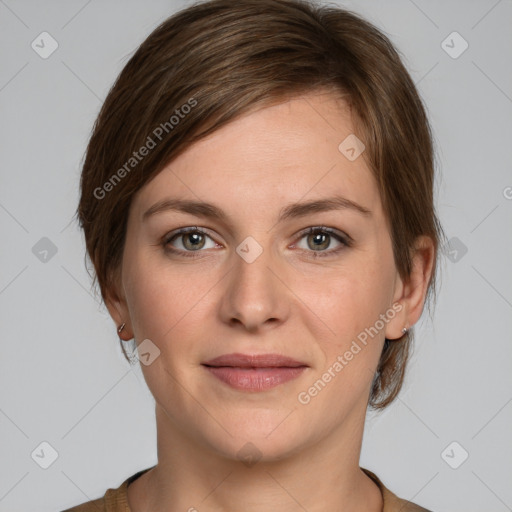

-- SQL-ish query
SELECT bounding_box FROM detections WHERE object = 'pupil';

[185,232,204,250]
[310,233,328,250]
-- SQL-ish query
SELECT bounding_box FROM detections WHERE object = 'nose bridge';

[221,234,287,329]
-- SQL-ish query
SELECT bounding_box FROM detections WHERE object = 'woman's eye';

[294,227,350,258]
[164,227,217,256]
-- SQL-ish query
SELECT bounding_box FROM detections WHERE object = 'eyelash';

[162,226,352,259]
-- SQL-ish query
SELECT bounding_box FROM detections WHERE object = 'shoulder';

[61,495,106,512]
[361,468,433,512]
[60,467,154,512]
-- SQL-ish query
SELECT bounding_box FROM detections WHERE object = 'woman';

[65,0,444,510]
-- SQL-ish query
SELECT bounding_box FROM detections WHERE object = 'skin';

[106,89,434,512]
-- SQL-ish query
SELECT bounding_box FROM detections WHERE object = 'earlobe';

[386,235,435,340]
[383,272,407,340]
[384,301,408,340]
[104,281,133,341]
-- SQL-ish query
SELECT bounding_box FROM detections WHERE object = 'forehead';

[131,91,381,223]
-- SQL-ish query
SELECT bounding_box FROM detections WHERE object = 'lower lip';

[203,366,307,391]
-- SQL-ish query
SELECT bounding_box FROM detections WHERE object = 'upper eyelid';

[164,226,350,247]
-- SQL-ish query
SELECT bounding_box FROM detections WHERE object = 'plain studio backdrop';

[0,1,511,511]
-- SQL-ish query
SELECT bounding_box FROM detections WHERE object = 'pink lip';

[202,353,308,391]
[203,353,306,368]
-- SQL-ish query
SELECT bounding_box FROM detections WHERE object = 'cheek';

[122,259,210,403]
[304,253,394,378]
[297,273,388,414]
[122,250,194,341]
[122,249,224,360]
[311,261,389,334]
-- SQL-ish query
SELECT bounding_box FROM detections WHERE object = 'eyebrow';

[142,195,372,224]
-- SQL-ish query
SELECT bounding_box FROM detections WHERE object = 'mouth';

[202,353,308,392]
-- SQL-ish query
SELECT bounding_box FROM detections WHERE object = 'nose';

[219,238,290,333]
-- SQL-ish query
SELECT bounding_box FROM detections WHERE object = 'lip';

[202,353,308,392]
[203,352,307,368]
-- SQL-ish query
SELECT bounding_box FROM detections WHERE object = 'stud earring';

[402,326,408,335]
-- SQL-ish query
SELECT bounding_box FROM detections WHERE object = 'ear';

[103,270,133,341]
[385,235,435,340]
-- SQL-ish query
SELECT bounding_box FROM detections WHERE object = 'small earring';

[117,323,126,334]
[402,326,408,335]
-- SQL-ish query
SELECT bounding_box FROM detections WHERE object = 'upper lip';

[202,353,308,368]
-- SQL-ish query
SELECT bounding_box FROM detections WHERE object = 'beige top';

[62,466,431,511]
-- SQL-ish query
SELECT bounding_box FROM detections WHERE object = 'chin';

[201,410,311,464]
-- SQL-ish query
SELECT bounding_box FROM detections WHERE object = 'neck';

[129,404,383,512]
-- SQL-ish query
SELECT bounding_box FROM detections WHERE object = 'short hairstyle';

[76,0,446,409]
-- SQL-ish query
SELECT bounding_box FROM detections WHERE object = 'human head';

[76,0,444,411]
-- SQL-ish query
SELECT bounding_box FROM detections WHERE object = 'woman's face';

[110,90,412,461]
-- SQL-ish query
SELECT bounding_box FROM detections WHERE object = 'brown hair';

[76,0,445,409]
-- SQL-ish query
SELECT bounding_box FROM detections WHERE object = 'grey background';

[1,0,511,511]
